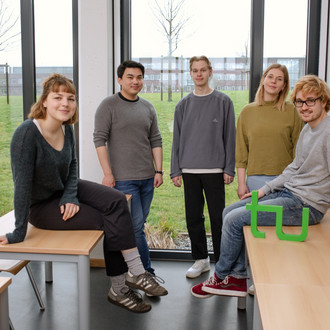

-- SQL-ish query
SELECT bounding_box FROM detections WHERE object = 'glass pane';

[34,0,73,93]
[0,0,23,215]
[132,0,251,251]
[264,0,307,87]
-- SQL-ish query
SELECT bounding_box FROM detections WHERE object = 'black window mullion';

[305,0,322,75]
[120,0,131,62]
[20,0,36,119]
[249,0,264,103]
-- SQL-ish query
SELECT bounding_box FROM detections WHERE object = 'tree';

[150,0,190,101]
[0,0,20,53]
[239,40,249,90]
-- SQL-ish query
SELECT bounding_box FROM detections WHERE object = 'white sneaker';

[186,257,210,278]
[248,284,255,296]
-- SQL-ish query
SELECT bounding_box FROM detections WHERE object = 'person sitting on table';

[191,74,330,298]
[0,73,167,313]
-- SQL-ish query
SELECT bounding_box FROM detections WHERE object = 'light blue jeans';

[246,175,278,191]
[115,178,155,273]
[215,189,324,279]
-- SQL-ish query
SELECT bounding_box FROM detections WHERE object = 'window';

[263,0,308,88]
[132,0,251,252]
[0,0,23,215]
[34,0,73,92]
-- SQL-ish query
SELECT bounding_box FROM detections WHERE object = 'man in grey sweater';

[170,56,236,278]
[93,60,163,274]
[191,75,330,299]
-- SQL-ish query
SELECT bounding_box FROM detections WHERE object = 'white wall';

[78,0,114,182]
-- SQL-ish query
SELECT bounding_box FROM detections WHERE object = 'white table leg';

[253,294,262,330]
[45,261,53,283]
[237,296,246,309]
[0,287,9,330]
[78,255,90,330]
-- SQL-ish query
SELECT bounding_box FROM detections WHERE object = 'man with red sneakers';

[191,75,330,298]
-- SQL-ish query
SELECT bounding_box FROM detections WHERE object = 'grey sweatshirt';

[93,93,162,181]
[170,90,236,178]
[262,115,330,214]
[8,119,78,243]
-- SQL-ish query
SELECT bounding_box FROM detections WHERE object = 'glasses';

[294,97,321,108]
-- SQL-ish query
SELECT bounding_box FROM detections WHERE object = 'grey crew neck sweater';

[93,93,162,181]
[262,115,330,214]
[170,90,236,178]
[7,119,78,243]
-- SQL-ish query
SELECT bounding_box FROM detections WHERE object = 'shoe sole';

[107,295,152,313]
[186,266,211,279]
[202,287,247,297]
[190,288,213,299]
[126,281,168,296]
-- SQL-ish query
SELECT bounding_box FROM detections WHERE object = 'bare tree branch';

[148,0,191,101]
[149,0,190,56]
[0,0,20,53]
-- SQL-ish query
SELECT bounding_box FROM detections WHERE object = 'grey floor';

[4,260,254,330]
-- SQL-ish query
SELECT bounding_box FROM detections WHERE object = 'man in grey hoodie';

[191,74,330,299]
[170,56,236,278]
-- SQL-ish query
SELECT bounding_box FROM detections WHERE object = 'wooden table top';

[0,211,104,255]
[244,210,330,330]
[0,277,12,295]
[255,284,330,330]
[243,211,330,286]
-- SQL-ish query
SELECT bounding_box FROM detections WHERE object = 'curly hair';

[290,75,330,112]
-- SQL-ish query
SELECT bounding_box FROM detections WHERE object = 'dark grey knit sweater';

[7,119,79,243]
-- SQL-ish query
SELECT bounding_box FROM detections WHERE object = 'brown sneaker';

[126,271,168,296]
[107,287,151,313]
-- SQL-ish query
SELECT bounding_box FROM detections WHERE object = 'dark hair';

[117,60,145,78]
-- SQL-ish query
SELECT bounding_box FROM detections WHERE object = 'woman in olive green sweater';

[236,63,304,199]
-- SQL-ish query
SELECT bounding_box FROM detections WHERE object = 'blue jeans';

[115,178,154,273]
[215,189,324,279]
[246,175,278,191]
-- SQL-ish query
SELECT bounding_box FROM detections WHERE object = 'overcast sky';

[0,0,307,67]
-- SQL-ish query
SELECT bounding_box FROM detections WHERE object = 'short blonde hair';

[255,63,290,111]
[290,75,330,112]
[189,56,212,71]
[28,73,78,125]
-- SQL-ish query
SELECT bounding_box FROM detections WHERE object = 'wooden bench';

[244,210,330,330]
[0,211,103,330]
[0,277,11,330]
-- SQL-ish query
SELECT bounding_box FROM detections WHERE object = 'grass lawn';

[0,90,249,237]
[0,96,23,215]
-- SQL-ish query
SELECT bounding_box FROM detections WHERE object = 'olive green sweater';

[235,101,304,176]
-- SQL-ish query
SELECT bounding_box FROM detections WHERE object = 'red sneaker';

[191,273,222,299]
[202,275,247,297]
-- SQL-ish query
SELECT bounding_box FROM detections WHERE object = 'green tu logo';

[246,191,309,242]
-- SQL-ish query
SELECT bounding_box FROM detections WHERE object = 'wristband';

[155,170,164,175]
